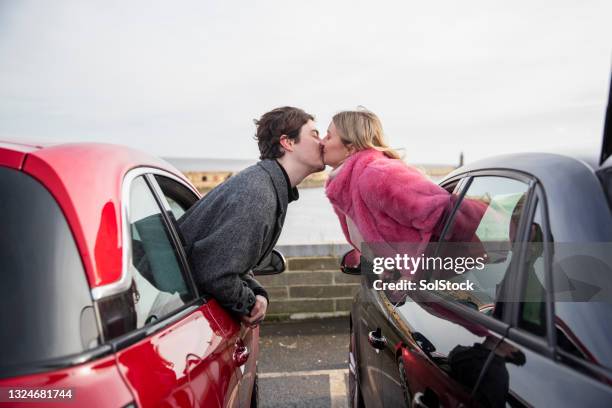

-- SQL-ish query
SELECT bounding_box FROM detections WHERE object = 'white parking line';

[260,368,348,408]
[328,370,348,408]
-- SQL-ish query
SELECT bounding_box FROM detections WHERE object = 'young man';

[178,106,324,326]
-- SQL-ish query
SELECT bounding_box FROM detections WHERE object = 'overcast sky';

[1,0,610,165]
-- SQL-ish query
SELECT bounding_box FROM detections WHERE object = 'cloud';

[0,0,611,162]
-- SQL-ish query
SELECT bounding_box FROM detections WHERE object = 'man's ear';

[279,135,294,152]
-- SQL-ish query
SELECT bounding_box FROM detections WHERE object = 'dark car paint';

[350,153,612,407]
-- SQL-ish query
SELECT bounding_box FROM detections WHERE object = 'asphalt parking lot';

[258,317,350,408]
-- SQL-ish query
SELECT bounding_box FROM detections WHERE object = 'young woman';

[321,109,486,266]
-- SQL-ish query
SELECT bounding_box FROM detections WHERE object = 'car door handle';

[233,339,250,367]
[368,329,387,350]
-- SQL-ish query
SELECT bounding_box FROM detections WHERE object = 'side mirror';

[341,249,361,275]
[253,249,286,275]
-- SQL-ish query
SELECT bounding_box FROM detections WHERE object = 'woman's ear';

[346,144,356,156]
[279,135,294,152]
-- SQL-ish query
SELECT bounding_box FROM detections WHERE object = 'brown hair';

[254,106,315,160]
[332,108,400,159]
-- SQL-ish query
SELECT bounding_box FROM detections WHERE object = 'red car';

[0,140,282,407]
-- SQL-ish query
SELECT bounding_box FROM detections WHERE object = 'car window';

[517,200,547,336]
[128,176,194,328]
[0,167,99,372]
[518,202,546,336]
[432,176,530,316]
[154,174,199,220]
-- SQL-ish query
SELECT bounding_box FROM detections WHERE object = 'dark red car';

[0,141,281,407]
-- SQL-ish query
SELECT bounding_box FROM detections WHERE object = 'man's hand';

[241,295,268,328]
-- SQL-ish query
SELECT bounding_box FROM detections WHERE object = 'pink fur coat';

[325,148,452,250]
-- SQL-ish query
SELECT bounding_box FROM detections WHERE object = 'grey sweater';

[178,159,290,316]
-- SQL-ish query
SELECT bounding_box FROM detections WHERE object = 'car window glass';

[0,167,98,371]
[166,196,186,219]
[517,200,547,336]
[433,176,530,316]
[153,175,199,220]
[128,176,194,327]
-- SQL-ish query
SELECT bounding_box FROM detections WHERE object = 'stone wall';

[257,255,361,320]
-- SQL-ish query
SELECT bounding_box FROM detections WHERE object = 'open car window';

[127,176,195,328]
[153,174,199,220]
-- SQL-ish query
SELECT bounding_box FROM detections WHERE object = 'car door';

[374,176,487,408]
[496,190,612,407]
[376,173,537,407]
[374,178,479,408]
[151,173,245,408]
[353,259,386,407]
[353,178,462,408]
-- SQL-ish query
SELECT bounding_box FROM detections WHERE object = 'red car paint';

[0,140,258,408]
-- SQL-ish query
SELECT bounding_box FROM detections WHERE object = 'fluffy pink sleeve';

[357,162,451,237]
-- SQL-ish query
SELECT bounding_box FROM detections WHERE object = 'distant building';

[164,157,254,194]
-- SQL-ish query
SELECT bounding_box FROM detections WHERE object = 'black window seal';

[0,344,114,380]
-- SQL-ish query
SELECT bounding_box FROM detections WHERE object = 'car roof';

[442,152,612,242]
[445,152,599,178]
[1,140,192,290]
[0,141,42,168]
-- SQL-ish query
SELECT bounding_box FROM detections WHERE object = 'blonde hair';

[332,108,401,159]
